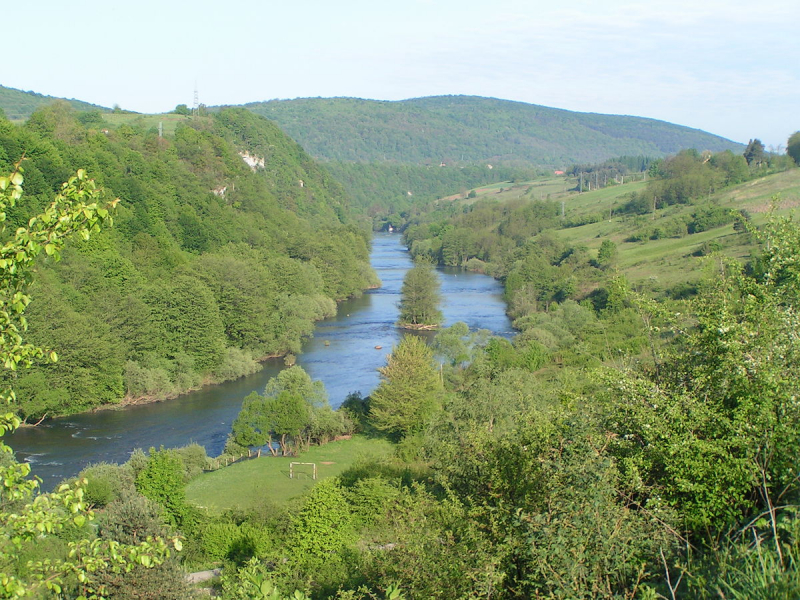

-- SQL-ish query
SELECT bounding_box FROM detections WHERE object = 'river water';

[11,233,512,488]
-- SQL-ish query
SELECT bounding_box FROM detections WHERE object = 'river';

[10,233,512,489]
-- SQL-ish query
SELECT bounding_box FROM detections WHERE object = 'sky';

[9,0,798,149]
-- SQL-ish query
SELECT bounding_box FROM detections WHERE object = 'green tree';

[788,131,800,165]
[270,391,310,456]
[596,239,618,269]
[228,391,275,452]
[291,479,355,566]
[0,166,178,598]
[228,367,326,455]
[743,138,765,166]
[264,365,327,408]
[369,335,442,437]
[134,447,190,527]
[397,260,442,328]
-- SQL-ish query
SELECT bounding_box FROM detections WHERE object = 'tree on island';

[397,259,443,329]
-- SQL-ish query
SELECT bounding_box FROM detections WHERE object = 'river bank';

[10,233,513,489]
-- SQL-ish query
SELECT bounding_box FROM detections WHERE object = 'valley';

[0,86,798,599]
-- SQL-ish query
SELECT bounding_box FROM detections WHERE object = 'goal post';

[289,462,317,480]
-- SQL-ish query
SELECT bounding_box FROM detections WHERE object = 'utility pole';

[192,83,199,117]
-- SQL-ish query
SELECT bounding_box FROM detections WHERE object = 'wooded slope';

[0,84,109,121]
[0,104,377,419]
[240,95,743,166]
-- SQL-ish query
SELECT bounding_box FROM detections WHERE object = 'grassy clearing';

[185,435,394,513]
[458,169,800,288]
[101,112,198,136]
[555,169,800,286]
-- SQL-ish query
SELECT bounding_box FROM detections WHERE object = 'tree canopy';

[0,165,180,598]
[368,335,443,438]
[397,260,442,328]
[0,104,378,419]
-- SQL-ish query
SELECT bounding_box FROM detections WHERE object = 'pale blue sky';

[11,0,798,149]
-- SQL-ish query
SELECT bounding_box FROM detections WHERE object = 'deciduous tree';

[397,260,442,329]
[743,138,765,166]
[0,165,179,598]
[788,131,800,165]
[369,335,442,437]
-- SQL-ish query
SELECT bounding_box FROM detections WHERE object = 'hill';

[239,95,743,167]
[403,159,800,294]
[0,84,110,121]
[0,104,377,420]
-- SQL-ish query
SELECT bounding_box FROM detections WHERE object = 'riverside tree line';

[0,104,377,421]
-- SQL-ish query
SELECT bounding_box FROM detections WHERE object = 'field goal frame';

[289,461,317,479]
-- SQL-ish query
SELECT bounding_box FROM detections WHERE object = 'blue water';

[10,233,512,488]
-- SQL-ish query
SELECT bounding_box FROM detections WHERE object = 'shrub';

[171,443,211,481]
[79,462,136,507]
[135,447,191,527]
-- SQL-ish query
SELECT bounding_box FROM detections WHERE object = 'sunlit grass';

[186,435,394,512]
[101,112,199,136]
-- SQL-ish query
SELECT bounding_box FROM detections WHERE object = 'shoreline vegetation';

[32,288,381,421]
[0,106,379,423]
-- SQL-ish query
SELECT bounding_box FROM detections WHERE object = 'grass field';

[453,169,800,288]
[560,170,800,286]
[100,112,198,136]
[185,435,394,513]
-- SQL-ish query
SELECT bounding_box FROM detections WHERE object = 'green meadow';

[185,435,394,512]
[455,169,800,288]
[101,111,195,136]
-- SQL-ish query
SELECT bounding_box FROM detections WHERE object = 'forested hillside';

[236,95,743,227]
[0,84,109,121]
[323,161,539,230]
[0,104,377,420]
[241,95,742,166]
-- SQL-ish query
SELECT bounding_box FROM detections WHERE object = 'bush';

[170,443,211,481]
[135,447,191,527]
[125,360,175,398]
[200,521,241,562]
[687,205,732,234]
[346,477,401,526]
[96,491,196,600]
[79,462,136,507]
[212,347,262,382]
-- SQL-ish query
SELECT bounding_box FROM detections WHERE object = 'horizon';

[0,85,747,147]
[7,0,798,149]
